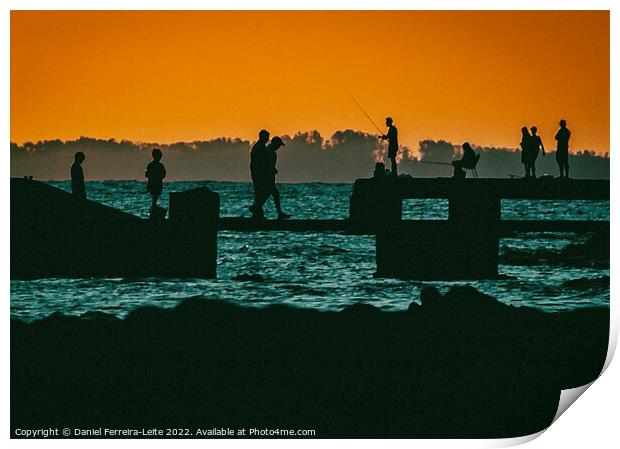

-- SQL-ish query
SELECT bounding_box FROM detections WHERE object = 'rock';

[10,288,609,438]
[341,302,382,314]
[420,286,442,307]
[80,311,120,322]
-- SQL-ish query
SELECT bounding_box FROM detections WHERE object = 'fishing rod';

[339,83,384,135]
[419,160,453,166]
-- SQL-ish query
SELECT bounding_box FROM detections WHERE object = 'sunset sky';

[11,11,610,154]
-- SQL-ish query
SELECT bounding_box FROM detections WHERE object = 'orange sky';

[11,10,610,154]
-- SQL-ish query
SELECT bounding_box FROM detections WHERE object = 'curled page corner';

[603,323,618,373]
[549,327,616,426]
[488,429,546,447]
[496,327,617,447]
[547,305,620,424]
[487,382,597,447]
[552,382,595,424]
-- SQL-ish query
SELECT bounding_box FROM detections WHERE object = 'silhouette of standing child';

[145,148,166,217]
[71,151,87,207]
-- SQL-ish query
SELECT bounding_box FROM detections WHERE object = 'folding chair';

[465,154,480,178]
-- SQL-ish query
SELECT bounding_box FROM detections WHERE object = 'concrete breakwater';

[11,286,608,438]
[11,178,218,279]
[350,176,609,279]
[11,176,609,280]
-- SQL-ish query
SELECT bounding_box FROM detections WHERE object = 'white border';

[3,2,617,448]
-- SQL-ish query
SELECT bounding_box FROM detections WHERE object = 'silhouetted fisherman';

[528,126,545,178]
[451,142,477,178]
[71,151,87,206]
[249,129,270,219]
[555,119,571,178]
[259,136,290,220]
[380,117,399,176]
[145,148,166,217]
[520,127,531,177]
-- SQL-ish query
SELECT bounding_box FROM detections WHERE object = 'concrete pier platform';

[351,177,609,200]
[11,179,219,279]
[10,177,609,280]
[350,176,609,279]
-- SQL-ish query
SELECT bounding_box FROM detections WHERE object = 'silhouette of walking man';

[555,119,571,178]
[145,148,166,218]
[528,126,545,178]
[380,117,399,177]
[249,129,270,219]
[520,127,531,177]
[71,151,87,206]
[260,136,290,220]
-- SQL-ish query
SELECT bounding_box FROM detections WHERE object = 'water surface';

[10,180,609,321]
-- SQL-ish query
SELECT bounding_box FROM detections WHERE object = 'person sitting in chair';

[452,142,478,179]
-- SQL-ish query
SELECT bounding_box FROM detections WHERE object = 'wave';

[500,233,609,269]
[561,276,610,290]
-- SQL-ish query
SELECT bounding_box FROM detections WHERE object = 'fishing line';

[418,160,453,166]
[338,82,384,134]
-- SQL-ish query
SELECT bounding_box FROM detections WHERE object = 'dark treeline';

[10,131,609,182]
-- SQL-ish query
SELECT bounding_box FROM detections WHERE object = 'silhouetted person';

[528,126,545,178]
[373,162,386,178]
[555,119,571,178]
[257,136,290,220]
[249,129,270,219]
[145,148,166,217]
[380,117,399,176]
[452,142,478,178]
[520,127,531,177]
[71,151,86,206]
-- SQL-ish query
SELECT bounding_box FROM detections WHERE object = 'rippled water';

[10,180,610,321]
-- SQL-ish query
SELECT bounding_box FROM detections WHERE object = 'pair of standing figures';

[520,126,545,178]
[520,120,571,178]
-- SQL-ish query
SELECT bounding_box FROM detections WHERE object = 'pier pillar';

[349,177,402,233]
[447,190,501,278]
[374,181,501,279]
[169,187,220,226]
[168,187,220,277]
